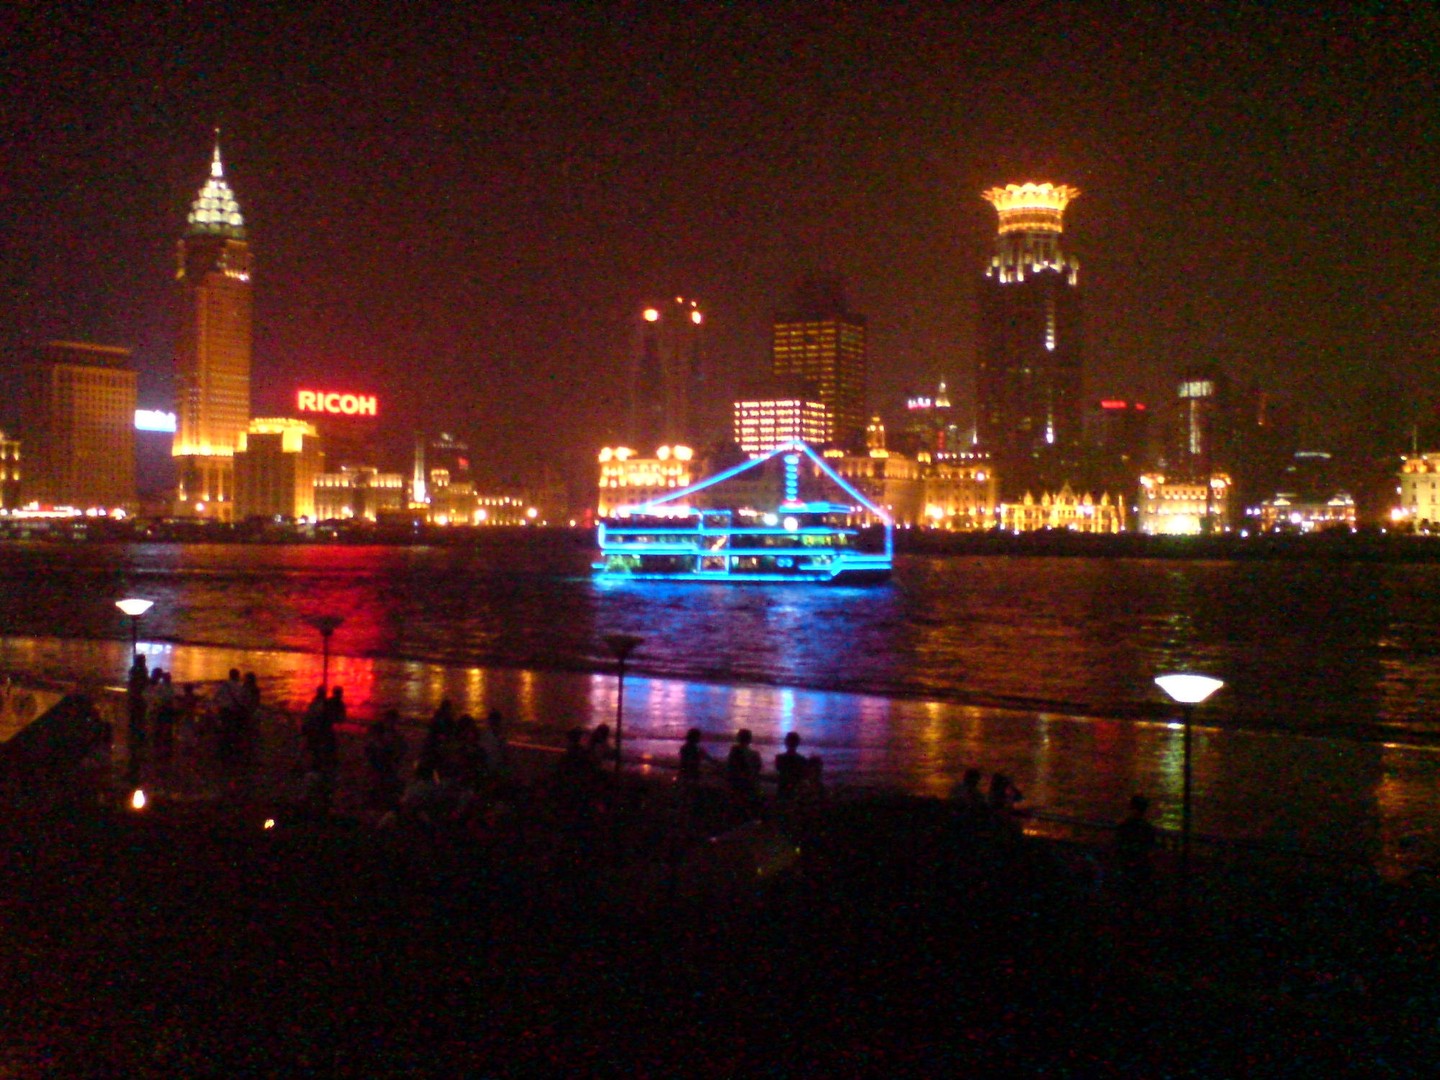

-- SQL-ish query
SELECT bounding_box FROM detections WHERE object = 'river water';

[2,536,1438,868]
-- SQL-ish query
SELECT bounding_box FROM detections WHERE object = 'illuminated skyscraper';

[771,278,867,451]
[975,183,1082,495]
[233,418,323,520]
[20,341,137,512]
[632,297,704,451]
[732,380,829,457]
[173,137,252,519]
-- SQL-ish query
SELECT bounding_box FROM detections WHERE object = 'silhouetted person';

[150,670,177,757]
[444,713,487,813]
[419,700,456,780]
[988,772,1022,814]
[588,723,614,768]
[142,668,164,749]
[324,685,347,737]
[1116,794,1159,894]
[477,708,511,788]
[177,682,201,741]
[240,671,262,759]
[365,708,406,812]
[955,768,986,813]
[555,726,603,825]
[678,728,713,783]
[302,685,339,812]
[214,668,247,765]
[726,729,762,801]
[775,732,806,801]
[125,654,149,783]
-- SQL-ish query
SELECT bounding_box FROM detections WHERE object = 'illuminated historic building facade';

[632,298,704,451]
[976,183,1082,497]
[233,418,323,521]
[1397,453,1440,531]
[732,383,829,457]
[922,456,999,530]
[1136,472,1233,534]
[829,450,924,525]
[596,445,695,517]
[1000,485,1126,534]
[0,430,20,510]
[19,341,136,513]
[313,467,407,521]
[1253,493,1356,533]
[173,140,252,520]
[771,279,867,451]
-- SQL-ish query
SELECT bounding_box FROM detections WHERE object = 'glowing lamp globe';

[1154,673,1225,705]
[116,599,154,618]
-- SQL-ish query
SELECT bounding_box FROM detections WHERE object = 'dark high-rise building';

[20,341,137,512]
[412,430,472,502]
[631,297,704,451]
[902,378,962,457]
[1083,398,1151,497]
[771,278,867,452]
[975,183,1082,496]
[173,137,252,520]
[1171,363,1233,480]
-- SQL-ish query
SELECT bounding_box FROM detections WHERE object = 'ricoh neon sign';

[297,390,378,417]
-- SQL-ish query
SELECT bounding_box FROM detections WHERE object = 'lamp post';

[1154,672,1224,914]
[603,634,644,777]
[115,598,154,657]
[302,615,345,695]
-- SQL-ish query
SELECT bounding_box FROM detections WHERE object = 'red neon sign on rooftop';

[297,390,378,417]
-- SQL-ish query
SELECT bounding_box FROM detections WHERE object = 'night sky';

[4,2,1438,488]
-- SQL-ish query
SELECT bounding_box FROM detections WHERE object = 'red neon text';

[297,391,378,417]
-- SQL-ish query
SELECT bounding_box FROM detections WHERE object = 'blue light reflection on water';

[3,539,1440,863]
[8,540,1440,743]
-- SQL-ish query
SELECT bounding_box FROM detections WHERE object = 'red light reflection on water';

[283,546,391,660]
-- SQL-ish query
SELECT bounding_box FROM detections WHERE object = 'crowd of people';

[124,656,261,781]
[119,662,1163,886]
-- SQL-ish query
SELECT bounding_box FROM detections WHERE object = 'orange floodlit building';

[173,137,252,521]
[976,182,1083,497]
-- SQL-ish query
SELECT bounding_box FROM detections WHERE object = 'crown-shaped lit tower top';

[981,182,1080,286]
[981,182,1079,235]
[186,134,246,240]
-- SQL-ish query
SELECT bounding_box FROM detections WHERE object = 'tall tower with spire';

[173,135,252,519]
[975,182,1082,497]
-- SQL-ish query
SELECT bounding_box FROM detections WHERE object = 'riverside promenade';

[2,676,1439,1075]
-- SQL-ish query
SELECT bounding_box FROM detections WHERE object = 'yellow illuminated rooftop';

[187,136,246,240]
[982,182,1080,234]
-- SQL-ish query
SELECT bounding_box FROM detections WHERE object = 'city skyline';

[4,4,1438,488]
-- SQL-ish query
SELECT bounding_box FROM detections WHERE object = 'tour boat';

[594,440,893,584]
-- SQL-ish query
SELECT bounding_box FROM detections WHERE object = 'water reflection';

[3,631,1434,866]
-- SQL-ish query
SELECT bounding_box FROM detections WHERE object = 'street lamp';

[302,615,345,695]
[1154,672,1225,900]
[115,598,154,656]
[603,634,644,777]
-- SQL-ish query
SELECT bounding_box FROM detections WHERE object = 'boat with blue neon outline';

[594,440,893,583]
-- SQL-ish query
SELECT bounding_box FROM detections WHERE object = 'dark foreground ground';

[2,783,1438,1079]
